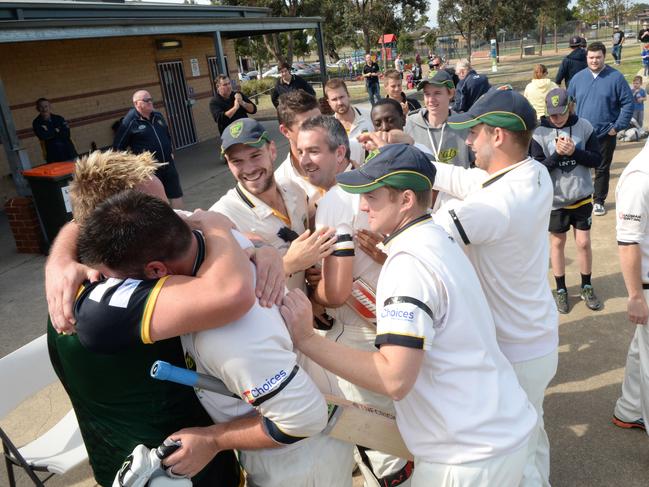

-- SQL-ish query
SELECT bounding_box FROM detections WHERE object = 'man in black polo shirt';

[209,74,257,135]
[113,90,184,209]
[270,62,316,108]
[32,98,77,163]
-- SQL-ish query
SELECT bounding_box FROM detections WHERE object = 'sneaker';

[612,416,646,430]
[593,203,606,216]
[580,285,602,311]
[554,289,569,314]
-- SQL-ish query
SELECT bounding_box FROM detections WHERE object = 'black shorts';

[549,203,592,233]
[156,161,183,199]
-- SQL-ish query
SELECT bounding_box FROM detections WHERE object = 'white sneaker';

[593,203,606,216]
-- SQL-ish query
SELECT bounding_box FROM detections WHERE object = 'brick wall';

[0,34,239,199]
[4,197,44,254]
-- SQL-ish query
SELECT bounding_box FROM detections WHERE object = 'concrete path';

[1,123,649,486]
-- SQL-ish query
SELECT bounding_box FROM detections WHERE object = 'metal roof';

[0,2,322,42]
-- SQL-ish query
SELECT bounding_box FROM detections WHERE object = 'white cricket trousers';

[512,348,558,487]
[412,445,527,487]
[614,319,649,435]
[240,433,355,487]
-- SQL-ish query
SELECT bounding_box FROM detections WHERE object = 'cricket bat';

[151,361,412,460]
[345,277,377,327]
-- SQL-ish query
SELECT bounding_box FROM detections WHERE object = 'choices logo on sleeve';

[243,369,288,404]
[380,306,415,322]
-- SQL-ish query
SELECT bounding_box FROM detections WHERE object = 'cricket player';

[432,87,558,487]
[612,139,649,434]
[282,143,537,487]
[210,118,336,291]
[74,191,355,486]
[297,115,413,486]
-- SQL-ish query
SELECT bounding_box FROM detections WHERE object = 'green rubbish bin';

[23,161,75,248]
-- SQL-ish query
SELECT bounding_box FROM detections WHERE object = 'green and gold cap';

[336,144,436,194]
[221,118,270,154]
[448,86,538,132]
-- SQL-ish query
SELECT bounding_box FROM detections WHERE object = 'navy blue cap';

[221,118,270,154]
[448,86,538,131]
[336,144,436,193]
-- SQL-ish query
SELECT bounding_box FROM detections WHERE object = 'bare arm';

[148,212,256,341]
[164,415,277,477]
[313,254,354,307]
[45,221,101,332]
[282,289,423,400]
[618,243,649,325]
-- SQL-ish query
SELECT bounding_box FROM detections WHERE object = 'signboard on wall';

[190,58,200,77]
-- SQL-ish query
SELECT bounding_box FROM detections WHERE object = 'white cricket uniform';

[181,236,354,487]
[345,107,374,141]
[614,140,649,433]
[316,185,412,485]
[378,215,536,486]
[210,181,309,291]
[433,158,558,487]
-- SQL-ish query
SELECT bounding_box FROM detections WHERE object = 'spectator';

[642,44,649,76]
[612,25,625,65]
[568,41,633,216]
[555,36,587,88]
[32,98,77,163]
[383,69,421,115]
[209,74,257,135]
[524,64,559,118]
[270,62,316,108]
[632,76,647,128]
[411,62,422,83]
[530,88,603,314]
[394,53,405,78]
[452,59,490,113]
[638,21,649,44]
[113,90,184,209]
[362,53,381,105]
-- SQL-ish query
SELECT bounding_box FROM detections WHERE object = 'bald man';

[113,90,184,208]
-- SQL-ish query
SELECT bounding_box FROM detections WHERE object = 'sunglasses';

[139,98,153,103]
[432,64,441,68]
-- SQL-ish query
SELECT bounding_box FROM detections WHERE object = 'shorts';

[156,161,183,199]
[548,202,592,233]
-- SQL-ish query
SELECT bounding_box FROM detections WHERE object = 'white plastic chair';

[0,334,88,486]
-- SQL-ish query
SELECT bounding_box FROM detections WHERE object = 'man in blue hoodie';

[568,41,633,216]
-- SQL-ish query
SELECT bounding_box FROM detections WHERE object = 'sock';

[555,275,566,292]
[581,273,592,288]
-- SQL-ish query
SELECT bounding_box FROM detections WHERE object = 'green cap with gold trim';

[221,118,270,154]
[336,144,436,194]
[447,86,538,131]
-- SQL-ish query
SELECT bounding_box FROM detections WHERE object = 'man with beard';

[210,118,336,292]
[325,78,374,141]
[297,116,414,487]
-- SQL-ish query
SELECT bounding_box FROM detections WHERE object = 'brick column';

[4,197,44,254]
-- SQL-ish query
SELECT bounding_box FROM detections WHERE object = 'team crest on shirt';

[230,121,244,138]
[184,351,197,371]
[551,95,560,107]
[138,124,146,130]
[437,148,458,163]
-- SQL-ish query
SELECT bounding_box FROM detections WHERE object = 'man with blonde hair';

[384,69,421,116]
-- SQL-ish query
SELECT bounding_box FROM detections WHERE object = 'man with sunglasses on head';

[114,89,184,209]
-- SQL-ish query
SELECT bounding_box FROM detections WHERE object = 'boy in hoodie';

[530,88,602,314]
[555,36,587,88]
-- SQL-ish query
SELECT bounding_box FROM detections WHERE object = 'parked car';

[262,63,316,78]
[246,70,259,79]
[262,65,279,78]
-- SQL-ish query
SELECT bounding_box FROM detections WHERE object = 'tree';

[397,33,415,56]
[574,0,603,25]
[501,0,543,58]
[538,0,570,53]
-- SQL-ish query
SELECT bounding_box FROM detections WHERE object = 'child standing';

[530,88,603,314]
[642,43,649,76]
[632,75,646,128]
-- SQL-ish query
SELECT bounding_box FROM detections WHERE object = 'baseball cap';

[417,70,454,91]
[545,88,572,116]
[221,118,270,154]
[447,86,538,131]
[336,144,436,194]
[569,36,582,47]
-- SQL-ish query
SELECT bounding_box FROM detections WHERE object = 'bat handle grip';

[150,360,198,387]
